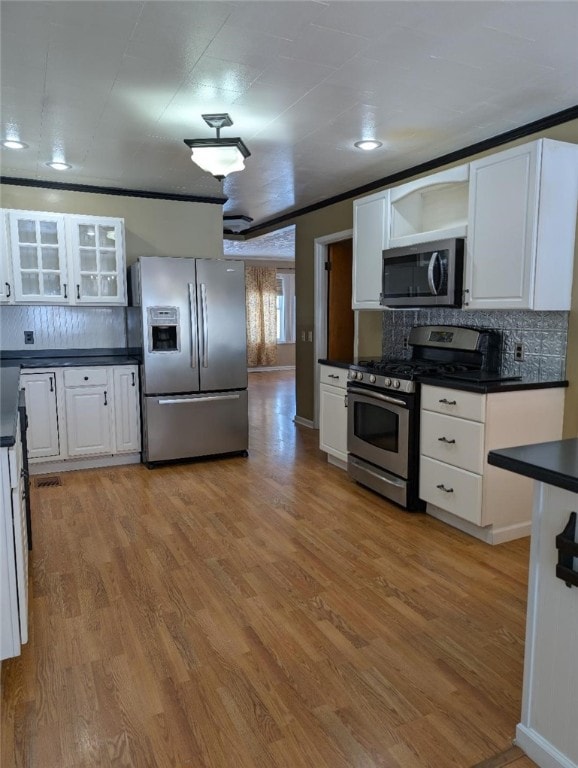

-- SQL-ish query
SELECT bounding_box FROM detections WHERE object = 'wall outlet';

[403,336,409,349]
[24,330,34,345]
[514,342,524,361]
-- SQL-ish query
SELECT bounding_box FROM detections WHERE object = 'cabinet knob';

[84,376,89,381]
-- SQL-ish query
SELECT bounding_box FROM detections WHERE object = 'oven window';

[353,401,399,453]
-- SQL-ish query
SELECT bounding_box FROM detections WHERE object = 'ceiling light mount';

[2,139,28,150]
[46,161,72,171]
[223,214,253,233]
[184,113,250,180]
[354,139,383,151]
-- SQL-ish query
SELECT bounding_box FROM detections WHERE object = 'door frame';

[313,228,354,429]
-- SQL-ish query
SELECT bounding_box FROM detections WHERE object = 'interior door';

[195,259,247,391]
[327,239,354,361]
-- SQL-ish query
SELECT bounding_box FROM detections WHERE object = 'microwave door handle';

[188,283,197,368]
[427,251,440,295]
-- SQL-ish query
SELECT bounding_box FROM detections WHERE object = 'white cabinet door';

[352,190,388,309]
[465,139,578,310]
[68,216,126,305]
[8,210,69,303]
[113,366,141,453]
[0,211,14,304]
[65,385,113,456]
[20,372,60,459]
[319,383,348,462]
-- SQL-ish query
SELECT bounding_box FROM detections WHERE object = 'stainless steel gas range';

[347,325,504,510]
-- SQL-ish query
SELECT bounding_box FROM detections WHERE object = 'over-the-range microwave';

[380,237,465,308]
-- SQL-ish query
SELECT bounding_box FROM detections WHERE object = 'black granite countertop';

[488,439,578,494]
[318,359,354,370]
[417,375,568,394]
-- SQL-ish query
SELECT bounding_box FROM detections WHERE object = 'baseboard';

[248,366,296,372]
[327,455,347,471]
[516,724,577,768]
[293,415,314,428]
[426,504,531,544]
[29,453,141,475]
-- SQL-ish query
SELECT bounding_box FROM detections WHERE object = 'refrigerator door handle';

[188,282,197,369]
[158,394,241,405]
[200,282,209,368]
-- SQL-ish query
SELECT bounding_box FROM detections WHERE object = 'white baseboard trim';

[293,415,314,428]
[327,455,347,471]
[29,453,141,475]
[248,366,296,372]
[426,504,530,544]
[516,723,577,768]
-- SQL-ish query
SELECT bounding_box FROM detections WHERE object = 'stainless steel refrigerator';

[128,257,248,464]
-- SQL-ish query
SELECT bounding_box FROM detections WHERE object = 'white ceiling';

[1,0,577,251]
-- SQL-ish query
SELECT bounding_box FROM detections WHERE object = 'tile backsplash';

[0,305,127,350]
[381,309,568,380]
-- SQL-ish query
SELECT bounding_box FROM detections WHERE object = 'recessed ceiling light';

[2,139,28,150]
[354,140,383,151]
[46,161,72,171]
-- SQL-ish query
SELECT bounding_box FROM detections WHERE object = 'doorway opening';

[313,229,354,428]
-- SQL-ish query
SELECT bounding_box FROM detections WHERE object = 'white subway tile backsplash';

[0,306,126,350]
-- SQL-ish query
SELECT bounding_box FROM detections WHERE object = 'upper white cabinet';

[388,164,469,248]
[2,209,127,306]
[0,212,13,304]
[352,189,389,309]
[68,215,126,305]
[8,210,69,303]
[465,139,578,310]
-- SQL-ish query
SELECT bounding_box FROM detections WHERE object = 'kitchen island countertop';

[488,438,578,494]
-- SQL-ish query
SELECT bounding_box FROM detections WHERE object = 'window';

[276,272,295,343]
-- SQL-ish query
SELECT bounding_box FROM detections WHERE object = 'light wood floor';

[2,370,538,768]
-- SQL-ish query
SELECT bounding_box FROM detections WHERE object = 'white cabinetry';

[113,366,140,453]
[419,384,565,543]
[352,190,389,309]
[0,409,29,660]
[64,368,113,457]
[2,209,127,305]
[20,371,60,459]
[0,212,13,303]
[388,164,469,248]
[465,139,578,310]
[8,210,69,303]
[23,364,141,473]
[319,364,348,466]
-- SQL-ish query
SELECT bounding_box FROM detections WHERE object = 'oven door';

[347,386,410,479]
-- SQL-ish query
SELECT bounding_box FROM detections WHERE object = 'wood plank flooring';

[1,370,538,767]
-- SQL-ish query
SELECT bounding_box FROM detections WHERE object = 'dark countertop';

[417,375,568,394]
[318,359,353,370]
[488,439,578,494]
[0,349,140,447]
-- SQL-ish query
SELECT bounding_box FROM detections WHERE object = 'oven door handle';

[347,386,407,408]
[427,251,440,296]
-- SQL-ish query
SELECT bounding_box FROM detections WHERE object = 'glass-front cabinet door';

[69,216,126,305]
[8,211,68,303]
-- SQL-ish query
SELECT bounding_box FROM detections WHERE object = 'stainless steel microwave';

[380,237,465,308]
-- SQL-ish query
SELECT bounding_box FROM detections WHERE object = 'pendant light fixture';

[184,114,250,180]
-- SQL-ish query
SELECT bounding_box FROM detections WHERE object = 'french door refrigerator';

[128,257,248,465]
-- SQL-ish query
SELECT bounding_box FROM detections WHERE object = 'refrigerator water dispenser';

[147,307,180,352]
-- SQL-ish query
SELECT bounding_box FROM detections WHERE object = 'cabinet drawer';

[421,385,485,422]
[319,365,347,389]
[421,411,485,473]
[63,367,108,387]
[420,456,483,525]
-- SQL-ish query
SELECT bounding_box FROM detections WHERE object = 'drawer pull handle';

[436,483,454,493]
[5,282,11,297]
[104,390,108,406]
[328,374,339,379]
[439,398,457,405]
[131,371,136,387]
[63,283,68,299]
[76,284,81,300]
[437,436,456,444]
[49,376,54,393]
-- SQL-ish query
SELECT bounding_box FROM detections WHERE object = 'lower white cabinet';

[319,364,348,465]
[420,383,565,543]
[20,371,60,458]
[0,409,29,660]
[23,364,140,472]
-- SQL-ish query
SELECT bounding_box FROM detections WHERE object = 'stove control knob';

[384,377,392,387]
[347,370,354,380]
[369,374,376,384]
[393,379,401,389]
[357,372,363,381]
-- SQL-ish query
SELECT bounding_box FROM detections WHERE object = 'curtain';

[245,266,278,367]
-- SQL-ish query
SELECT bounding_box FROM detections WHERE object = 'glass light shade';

[190,145,246,177]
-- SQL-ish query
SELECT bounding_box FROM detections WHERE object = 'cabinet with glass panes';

[68,216,126,304]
